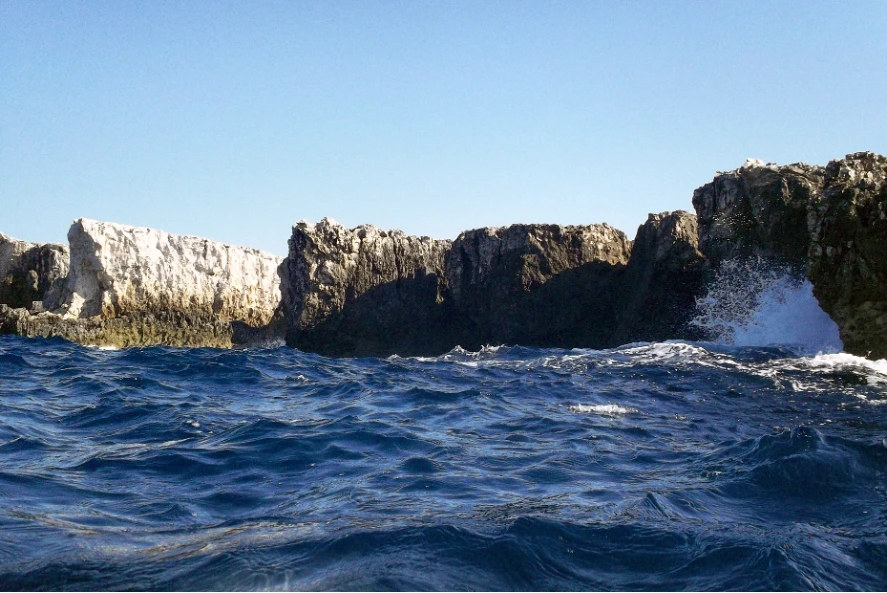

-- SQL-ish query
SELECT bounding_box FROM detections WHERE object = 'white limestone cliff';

[57,219,282,327]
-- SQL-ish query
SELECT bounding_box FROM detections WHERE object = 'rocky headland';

[2,151,885,357]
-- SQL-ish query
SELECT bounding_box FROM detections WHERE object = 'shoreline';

[2,151,885,359]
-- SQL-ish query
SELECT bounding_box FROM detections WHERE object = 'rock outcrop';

[692,152,887,358]
[807,152,887,358]
[1,219,283,348]
[281,218,454,356]
[5,150,886,357]
[445,223,631,350]
[611,211,706,345]
[0,233,69,310]
[279,220,635,356]
[692,159,824,267]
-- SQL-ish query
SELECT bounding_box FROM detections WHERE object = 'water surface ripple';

[1,336,886,590]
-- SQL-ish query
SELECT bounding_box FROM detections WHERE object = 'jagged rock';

[692,159,824,267]
[1,219,283,348]
[612,211,707,344]
[0,233,69,309]
[281,218,454,356]
[445,223,631,349]
[807,152,887,358]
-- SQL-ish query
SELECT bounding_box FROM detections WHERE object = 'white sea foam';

[691,259,843,355]
[779,352,887,388]
[569,403,638,415]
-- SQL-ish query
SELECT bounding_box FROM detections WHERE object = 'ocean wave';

[1,335,887,590]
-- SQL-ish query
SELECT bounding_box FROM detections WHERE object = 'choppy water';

[2,337,887,591]
[3,264,887,591]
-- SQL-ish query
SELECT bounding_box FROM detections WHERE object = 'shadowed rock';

[807,152,887,358]
[280,220,635,356]
[0,233,69,310]
[280,218,454,356]
[693,158,824,267]
[445,223,632,350]
[612,211,707,344]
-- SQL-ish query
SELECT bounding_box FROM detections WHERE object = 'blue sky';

[2,1,886,256]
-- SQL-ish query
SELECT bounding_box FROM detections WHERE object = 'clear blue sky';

[2,1,886,256]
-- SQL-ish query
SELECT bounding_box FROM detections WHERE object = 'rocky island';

[2,151,885,358]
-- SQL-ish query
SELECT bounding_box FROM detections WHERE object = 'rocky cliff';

[4,150,886,357]
[611,211,706,345]
[0,233,69,310]
[281,218,454,356]
[807,153,887,358]
[692,159,824,267]
[278,220,637,356]
[1,219,283,348]
[445,223,631,350]
[692,152,887,358]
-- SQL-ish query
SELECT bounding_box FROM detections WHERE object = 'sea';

[1,265,887,591]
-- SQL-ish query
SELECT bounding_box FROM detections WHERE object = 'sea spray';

[691,258,843,354]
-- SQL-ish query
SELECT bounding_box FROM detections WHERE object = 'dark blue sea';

[2,330,887,590]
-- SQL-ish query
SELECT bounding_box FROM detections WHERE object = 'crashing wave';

[691,258,842,355]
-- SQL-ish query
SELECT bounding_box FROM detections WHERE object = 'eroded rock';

[692,159,824,267]
[693,151,887,358]
[2,219,283,348]
[612,211,706,344]
[0,233,69,310]
[445,223,632,349]
[281,218,454,356]
[807,152,887,358]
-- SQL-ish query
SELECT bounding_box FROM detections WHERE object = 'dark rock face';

[281,218,455,357]
[807,152,887,358]
[281,220,635,356]
[612,211,707,344]
[445,224,631,350]
[692,159,824,267]
[0,233,69,310]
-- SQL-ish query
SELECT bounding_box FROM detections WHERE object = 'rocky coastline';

[2,151,885,358]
